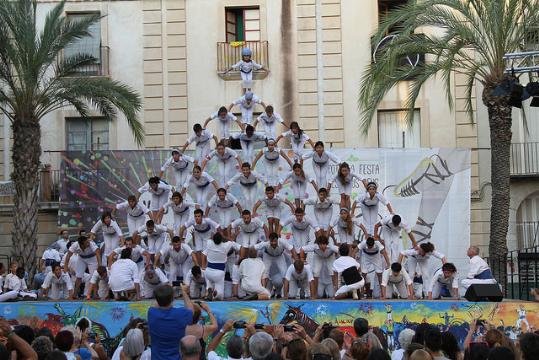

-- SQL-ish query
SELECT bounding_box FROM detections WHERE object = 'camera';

[321,323,336,338]
[283,325,295,332]
[476,319,485,327]
[172,280,183,287]
[233,321,246,329]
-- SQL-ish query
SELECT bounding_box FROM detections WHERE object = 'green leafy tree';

[360,0,539,281]
[0,0,144,275]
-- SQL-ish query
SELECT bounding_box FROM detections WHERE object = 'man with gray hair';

[180,335,202,360]
[461,246,497,290]
[391,328,415,360]
[248,332,273,360]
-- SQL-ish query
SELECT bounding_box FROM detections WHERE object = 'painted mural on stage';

[1,300,537,355]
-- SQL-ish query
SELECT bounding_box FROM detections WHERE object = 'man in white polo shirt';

[109,248,141,300]
[381,262,414,299]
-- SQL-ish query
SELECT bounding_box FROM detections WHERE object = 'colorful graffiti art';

[1,300,538,355]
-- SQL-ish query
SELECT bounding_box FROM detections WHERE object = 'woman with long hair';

[328,162,367,209]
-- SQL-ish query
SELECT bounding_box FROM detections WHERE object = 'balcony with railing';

[517,221,539,250]
[217,41,269,80]
[58,46,110,77]
[510,142,539,176]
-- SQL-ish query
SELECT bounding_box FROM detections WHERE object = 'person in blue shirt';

[148,284,194,360]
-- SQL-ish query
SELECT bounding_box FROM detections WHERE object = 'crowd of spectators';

[0,284,538,360]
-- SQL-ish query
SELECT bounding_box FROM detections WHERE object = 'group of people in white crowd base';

[2,48,497,303]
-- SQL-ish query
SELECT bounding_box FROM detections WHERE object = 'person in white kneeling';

[140,267,169,299]
[42,264,73,300]
[461,246,497,290]
[333,244,365,299]
[427,262,459,300]
[283,260,315,300]
[109,248,141,300]
[381,263,415,300]
[238,247,271,300]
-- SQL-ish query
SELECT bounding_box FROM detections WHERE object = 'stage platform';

[1,299,537,353]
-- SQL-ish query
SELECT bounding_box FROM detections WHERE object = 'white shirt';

[206,148,239,162]
[331,172,364,185]
[42,248,62,272]
[282,130,310,145]
[161,244,193,265]
[302,150,340,164]
[400,249,445,262]
[207,193,239,209]
[231,217,264,234]
[285,264,314,282]
[140,268,169,298]
[381,268,413,287]
[238,258,265,288]
[42,272,73,292]
[160,154,194,172]
[203,241,241,263]
[332,256,360,274]
[257,111,284,126]
[137,224,169,254]
[53,238,68,254]
[427,269,458,292]
[138,181,173,196]
[185,270,206,287]
[4,274,27,292]
[304,197,339,211]
[210,111,237,124]
[379,215,412,233]
[282,216,321,232]
[255,239,293,256]
[91,220,123,237]
[358,241,385,256]
[227,171,264,187]
[357,192,389,207]
[233,94,262,109]
[69,241,99,257]
[187,129,214,145]
[183,172,215,189]
[467,255,490,279]
[116,201,150,218]
[90,270,109,287]
[184,218,220,234]
[279,171,313,186]
[302,244,339,258]
[109,259,140,292]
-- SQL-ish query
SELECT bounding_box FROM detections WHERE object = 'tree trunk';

[11,117,41,278]
[482,85,512,289]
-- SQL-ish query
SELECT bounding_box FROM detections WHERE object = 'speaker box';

[464,284,503,302]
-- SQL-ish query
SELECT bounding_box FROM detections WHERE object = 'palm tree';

[0,0,144,275]
[360,0,539,282]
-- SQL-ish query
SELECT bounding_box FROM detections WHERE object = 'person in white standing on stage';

[302,141,341,188]
[202,233,241,301]
[179,209,221,265]
[113,195,152,236]
[328,162,367,210]
[358,237,391,298]
[159,149,195,189]
[252,186,295,239]
[137,176,173,223]
[182,165,220,208]
[90,211,124,266]
[206,188,242,239]
[278,163,318,209]
[154,236,198,284]
[63,236,101,298]
[374,214,418,263]
[301,235,339,299]
[226,162,265,212]
[227,91,266,125]
[281,208,321,251]
[357,182,394,237]
[157,191,198,235]
[201,142,242,187]
[181,123,219,164]
[252,138,293,186]
[254,232,297,293]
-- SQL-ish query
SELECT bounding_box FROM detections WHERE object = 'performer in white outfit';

[333,244,365,299]
[154,236,198,284]
[113,196,151,236]
[185,266,207,299]
[238,247,271,300]
[516,305,530,330]
[381,262,415,299]
[398,242,447,297]
[108,237,150,273]
[2,267,36,300]
[158,192,198,235]
[275,122,314,162]
[374,214,418,262]
[86,266,110,300]
[108,248,141,300]
[357,182,394,236]
[231,210,265,258]
[304,188,339,235]
[461,246,497,289]
[41,264,73,300]
[226,162,265,212]
[254,232,297,292]
[228,91,266,125]
[252,186,295,238]
[90,212,124,266]
[328,162,367,209]
[203,106,243,140]
[53,230,70,255]
[203,233,241,301]
[301,235,339,299]
[253,105,287,139]
[137,177,173,221]
[427,262,458,300]
[252,139,293,186]
[232,125,267,164]
[225,48,266,90]
[201,142,242,187]
[358,237,390,298]
[63,236,101,298]
[40,245,62,274]
[179,209,220,263]
[302,141,341,188]
[181,124,219,164]
[206,188,242,238]
[134,220,173,263]
[182,166,219,208]
[281,208,321,251]
[278,163,318,209]
[159,149,194,189]
[284,260,316,299]
[139,268,169,299]
[330,208,361,245]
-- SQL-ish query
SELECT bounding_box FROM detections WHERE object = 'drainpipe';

[3,112,9,180]
[315,0,325,141]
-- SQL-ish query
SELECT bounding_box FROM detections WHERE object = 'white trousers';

[314,209,333,231]
[205,267,225,300]
[0,290,19,302]
[263,161,281,187]
[290,181,308,200]
[240,185,259,212]
[215,160,236,187]
[195,142,212,164]
[172,169,191,189]
[127,215,147,236]
[262,123,278,140]
[461,278,498,290]
[290,229,311,251]
[360,204,379,236]
[76,256,98,278]
[384,281,409,299]
[262,254,288,279]
[288,279,310,298]
[312,163,330,188]
[335,279,365,297]
[149,192,171,212]
[240,107,255,125]
[240,140,256,164]
[172,211,191,236]
[168,260,193,282]
[380,229,402,263]
[213,207,236,228]
[237,231,261,248]
[311,255,335,278]
[192,185,213,208]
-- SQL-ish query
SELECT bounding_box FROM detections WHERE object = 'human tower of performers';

[1,48,497,303]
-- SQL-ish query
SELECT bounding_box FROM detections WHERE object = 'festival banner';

[0,300,535,356]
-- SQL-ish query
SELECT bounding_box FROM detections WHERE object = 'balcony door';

[64,13,101,71]
[225,7,260,42]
